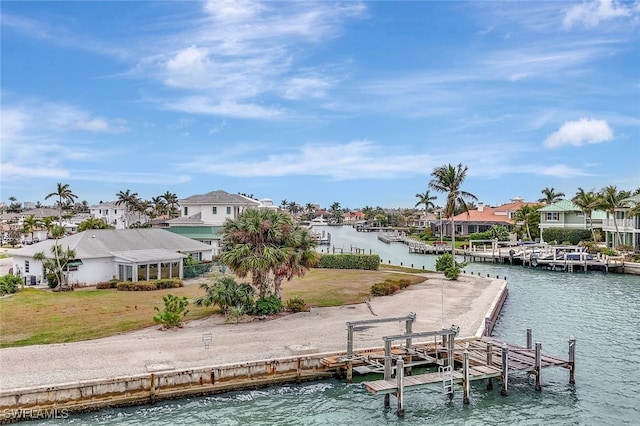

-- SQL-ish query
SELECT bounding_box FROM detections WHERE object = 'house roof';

[12,229,213,259]
[112,249,186,263]
[166,226,222,240]
[538,200,580,212]
[89,201,124,209]
[622,194,640,206]
[452,206,512,224]
[166,212,204,225]
[180,190,260,206]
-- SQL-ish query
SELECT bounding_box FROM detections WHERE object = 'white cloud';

[563,0,633,28]
[543,118,614,148]
[538,164,589,178]
[164,97,285,119]
[509,73,529,82]
[282,77,333,100]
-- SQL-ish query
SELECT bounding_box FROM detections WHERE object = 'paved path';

[0,273,505,392]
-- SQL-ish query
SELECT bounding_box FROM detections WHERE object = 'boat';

[310,216,329,226]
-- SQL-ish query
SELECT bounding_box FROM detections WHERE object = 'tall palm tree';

[44,183,77,286]
[596,186,630,247]
[538,187,565,204]
[161,191,179,218]
[220,209,295,298]
[151,196,168,218]
[329,202,342,224]
[414,189,437,231]
[115,189,138,228]
[572,188,598,241]
[280,199,288,210]
[428,163,477,254]
[513,204,541,241]
[304,203,316,221]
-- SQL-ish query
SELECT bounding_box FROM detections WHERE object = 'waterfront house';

[11,229,214,286]
[161,190,262,255]
[601,194,640,249]
[439,199,536,236]
[538,200,606,243]
[89,201,149,229]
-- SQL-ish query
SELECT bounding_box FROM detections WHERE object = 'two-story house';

[538,200,606,242]
[163,190,261,255]
[601,194,640,249]
[90,201,147,229]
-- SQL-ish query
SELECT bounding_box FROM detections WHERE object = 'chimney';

[478,202,484,212]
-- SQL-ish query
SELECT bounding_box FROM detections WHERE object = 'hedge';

[316,254,380,270]
[184,263,212,279]
[116,278,183,291]
[541,228,592,245]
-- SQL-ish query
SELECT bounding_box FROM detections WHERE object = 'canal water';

[37,226,639,425]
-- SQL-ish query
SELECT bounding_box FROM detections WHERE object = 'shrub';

[116,279,183,291]
[285,296,306,313]
[255,295,283,315]
[153,294,189,328]
[371,279,411,296]
[600,247,618,257]
[195,277,255,317]
[542,228,592,245]
[435,253,465,280]
[96,279,119,289]
[316,254,380,270]
[0,274,21,295]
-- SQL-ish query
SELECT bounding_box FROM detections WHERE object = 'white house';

[163,190,261,254]
[89,201,149,229]
[11,229,214,286]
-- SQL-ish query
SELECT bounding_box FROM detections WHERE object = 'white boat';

[310,216,328,226]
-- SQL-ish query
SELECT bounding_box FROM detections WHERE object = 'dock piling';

[463,346,470,404]
[569,336,576,384]
[526,328,532,350]
[396,357,405,416]
[535,342,542,391]
[501,343,509,396]
[486,342,494,390]
[384,339,391,407]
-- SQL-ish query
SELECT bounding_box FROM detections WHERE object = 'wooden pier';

[323,315,576,417]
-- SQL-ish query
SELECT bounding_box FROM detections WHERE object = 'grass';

[0,267,427,348]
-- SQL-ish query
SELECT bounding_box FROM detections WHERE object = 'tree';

[153,294,189,329]
[414,190,437,230]
[161,191,180,218]
[195,276,255,320]
[272,226,319,300]
[77,218,113,231]
[44,183,78,285]
[33,243,76,288]
[115,189,138,228]
[22,215,41,243]
[329,202,342,224]
[7,196,22,213]
[151,196,168,218]
[596,185,630,247]
[428,163,477,254]
[572,188,598,241]
[280,199,288,210]
[538,187,565,204]
[513,204,541,241]
[220,209,316,300]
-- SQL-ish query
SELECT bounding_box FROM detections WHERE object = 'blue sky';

[1,0,639,210]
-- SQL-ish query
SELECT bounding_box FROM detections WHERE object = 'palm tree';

[538,187,565,204]
[572,188,598,241]
[161,191,180,218]
[428,163,477,254]
[220,209,295,298]
[151,196,168,218]
[414,190,437,231]
[329,202,342,224]
[115,189,138,228]
[513,204,541,241]
[22,215,41,243]
[596,186,630,247]
[304,203,316,221]
[78,217,113,232]
[272,227,319,300]
[44,183,77,285]
[280,199,288,210]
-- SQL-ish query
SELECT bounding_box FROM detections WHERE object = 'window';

[114,209,117,215]
[184,206,189,216]
[226,206,231,215]
[576,212,584,217]
[212,206,217,214]
[161,262,170,279]
[545,212,560,221]
[25,260,30,273]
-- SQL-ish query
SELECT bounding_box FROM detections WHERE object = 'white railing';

[602,218,637,229]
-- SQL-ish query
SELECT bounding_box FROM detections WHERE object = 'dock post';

[486,342,494,390]
[568,336,576,384]
[396,356,405,416]
[405,314,414,376]
[485,317,491,336]
[463,347,470,404]
[384,339,392,407]
[346,323,354,383]
[526,328,532,350]
[447,332,455,368]
[501,344,509,396]
[534,342,542,391]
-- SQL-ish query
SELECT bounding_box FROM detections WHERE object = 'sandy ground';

[0,273,504,392]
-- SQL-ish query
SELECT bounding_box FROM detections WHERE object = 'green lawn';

[0,267,427,348]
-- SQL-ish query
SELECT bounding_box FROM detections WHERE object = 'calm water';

[38,227,640,425]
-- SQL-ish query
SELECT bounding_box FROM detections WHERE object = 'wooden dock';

[322,317,576,417]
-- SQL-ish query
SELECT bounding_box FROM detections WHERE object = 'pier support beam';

[384,339,391,407]
[526,328,532,350]
[568,336,576,385]
[486,342,494,390]
[501,344,509,396]
[346,326,353,383]
[535,342,542,391]
[396,357,405,416]
[463,347,470,404]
